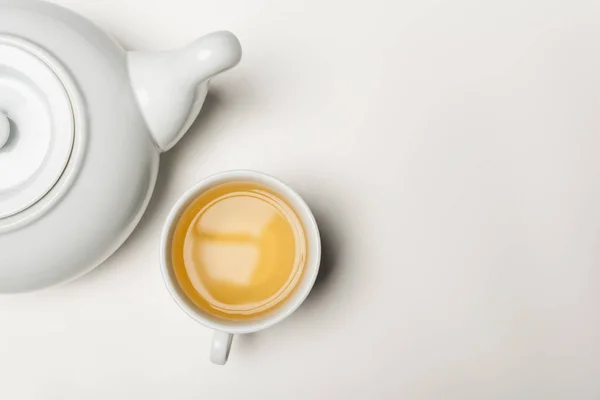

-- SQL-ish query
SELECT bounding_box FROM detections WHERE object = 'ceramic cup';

[160,170,321,365]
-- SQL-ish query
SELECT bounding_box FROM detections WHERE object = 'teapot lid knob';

[0,112,9,149]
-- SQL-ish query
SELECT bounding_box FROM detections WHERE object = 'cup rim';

[160,169,321,334]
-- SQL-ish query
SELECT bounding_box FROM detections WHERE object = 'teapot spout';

[128,31,242,152]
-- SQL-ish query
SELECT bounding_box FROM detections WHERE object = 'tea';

[171,181,307,321]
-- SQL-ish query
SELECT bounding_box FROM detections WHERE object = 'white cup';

[160,170,321,365]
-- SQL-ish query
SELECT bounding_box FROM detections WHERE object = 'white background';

[2,0,600,398]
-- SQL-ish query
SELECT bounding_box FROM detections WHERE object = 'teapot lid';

[0,37,74,219]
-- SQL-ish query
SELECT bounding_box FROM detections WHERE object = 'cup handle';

[210,331,234,365]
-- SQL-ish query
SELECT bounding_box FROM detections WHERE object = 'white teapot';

[0,0,242,292]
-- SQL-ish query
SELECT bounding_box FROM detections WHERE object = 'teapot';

[0,0,242,292]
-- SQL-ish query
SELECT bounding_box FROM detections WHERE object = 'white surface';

[0,37,74,218]
[160,171,321,364]
[1,0,600,398]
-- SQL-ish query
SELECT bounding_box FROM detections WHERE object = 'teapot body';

[0,0,161,292]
